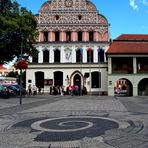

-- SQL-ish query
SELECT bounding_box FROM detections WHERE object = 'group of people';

[66,85,80,96]
[49,85,64,95]
[49,84,87,96]
[28,84,41,95]
[27,84,87,96]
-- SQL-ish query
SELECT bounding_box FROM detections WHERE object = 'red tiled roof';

[115,34,148,41]
[0,65,7,70]
[107,34,148,54]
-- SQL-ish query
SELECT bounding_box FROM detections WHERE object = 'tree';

[0,0,38,64]
[0,0,12,16]
[6,71,19,77]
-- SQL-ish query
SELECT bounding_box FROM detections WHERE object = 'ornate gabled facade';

[35,0,108,40]
[26,0,110,94]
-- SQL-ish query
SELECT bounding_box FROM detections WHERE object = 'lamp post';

[13,29,28,104]
[80,48,83,96]
[19,36,23,105]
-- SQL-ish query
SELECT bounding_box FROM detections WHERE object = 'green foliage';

[0,0,38,64]
[6,71,18,77]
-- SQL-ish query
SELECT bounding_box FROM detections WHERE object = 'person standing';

[75,84,79,96]
[28,84,32,95]
[71,85,75,96]
[38,85,41,95]
[32,85,37,95]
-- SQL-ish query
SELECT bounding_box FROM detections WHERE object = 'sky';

[17,0,148,39]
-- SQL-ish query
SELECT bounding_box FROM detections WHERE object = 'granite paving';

[0,95,148,148]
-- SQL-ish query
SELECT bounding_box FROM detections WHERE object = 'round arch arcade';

[138,78,148,96]
[114,78,133,96]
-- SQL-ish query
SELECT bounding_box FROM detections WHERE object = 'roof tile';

[107,34,148,54]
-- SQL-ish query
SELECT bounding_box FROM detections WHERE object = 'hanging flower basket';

[14,60,28,70]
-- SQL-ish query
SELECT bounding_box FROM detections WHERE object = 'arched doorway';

[138,78,148,96]
[35,72,44,88]
[73,74,81,95]
[54,71,63,86]
[114,78,133,96]
[73,74,81,86]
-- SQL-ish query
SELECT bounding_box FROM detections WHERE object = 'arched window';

[54,49,60,63]
[87,49,93,63]
[91,72,101,88]
[76,49,82,63]
[43,50,49,63]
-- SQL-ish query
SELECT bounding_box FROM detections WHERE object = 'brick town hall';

[26,0,110,95]
[26,0,148,96]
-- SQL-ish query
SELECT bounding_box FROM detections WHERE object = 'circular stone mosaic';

[12,116,121,142]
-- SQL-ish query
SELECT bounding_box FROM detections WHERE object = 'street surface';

[0,95,148,148]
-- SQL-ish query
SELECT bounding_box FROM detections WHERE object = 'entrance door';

[73,74,81,87]
[73,74,81,86]
[73,74,81,95]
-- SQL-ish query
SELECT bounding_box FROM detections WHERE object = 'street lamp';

[14,30,28,105]
[19,40,23,105]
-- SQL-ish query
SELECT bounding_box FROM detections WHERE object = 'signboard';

[44,79,53,85]
[0,77,17,85]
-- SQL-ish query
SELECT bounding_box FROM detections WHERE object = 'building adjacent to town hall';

[26,0,110,94]
[107,34,148,96]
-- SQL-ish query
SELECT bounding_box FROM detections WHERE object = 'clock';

[65,0,73,7]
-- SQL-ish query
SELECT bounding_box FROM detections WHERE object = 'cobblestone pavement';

[0,95,148,148]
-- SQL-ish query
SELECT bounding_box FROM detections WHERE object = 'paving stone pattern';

[0,95,148,148]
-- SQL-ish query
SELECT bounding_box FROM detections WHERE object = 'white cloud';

[129,0,139,10]
[141,0,148,6]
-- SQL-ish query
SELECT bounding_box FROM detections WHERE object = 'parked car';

[0,85,10,99]
[3,85,19,96]
[11,84,27,96]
